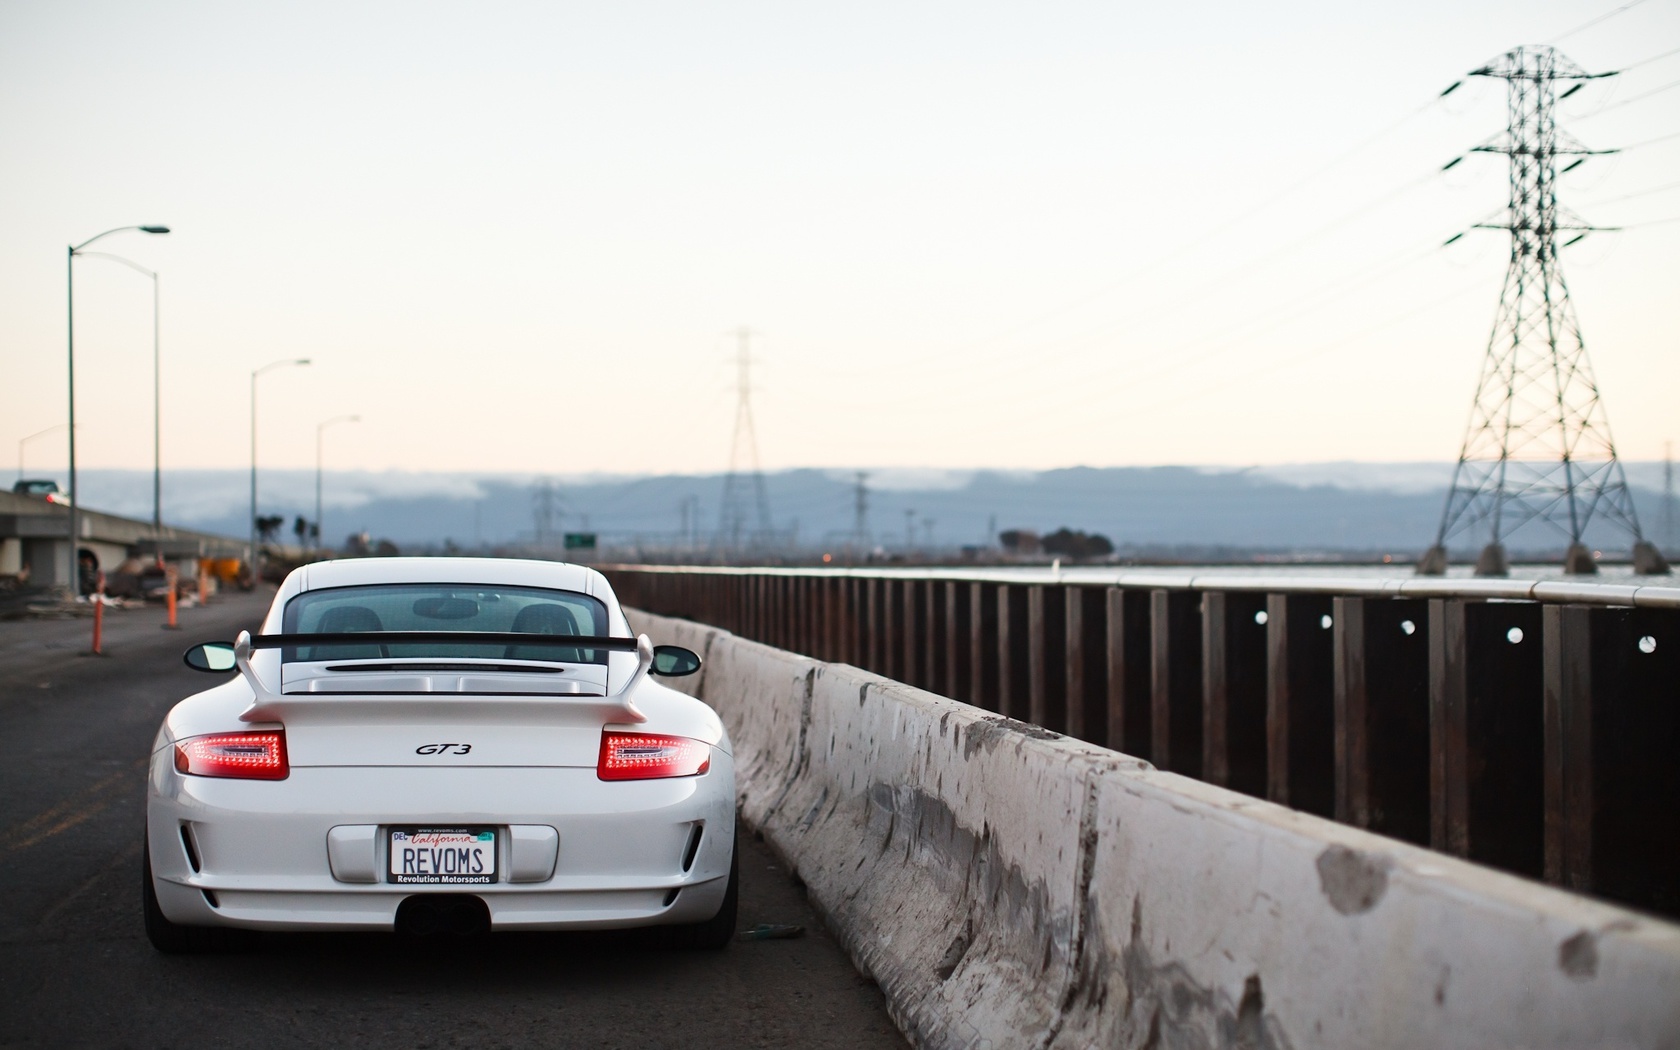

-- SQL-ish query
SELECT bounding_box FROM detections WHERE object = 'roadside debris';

[738,923,805,941]
[0,587,89,621]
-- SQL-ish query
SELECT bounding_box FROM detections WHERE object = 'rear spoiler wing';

[232,630,654,724]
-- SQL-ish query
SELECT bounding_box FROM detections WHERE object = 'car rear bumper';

[146,754,735,932]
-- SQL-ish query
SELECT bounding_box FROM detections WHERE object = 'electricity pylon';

[531,478,560,550]
[714,327,774,552]
[1665,442,1676,554]
[1420,46,1669,577]
[851,471,870,555]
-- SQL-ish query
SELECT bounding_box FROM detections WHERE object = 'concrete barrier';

[630,611,1680,1049]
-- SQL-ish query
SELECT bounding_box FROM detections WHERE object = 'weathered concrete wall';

[630,610,1680,1050]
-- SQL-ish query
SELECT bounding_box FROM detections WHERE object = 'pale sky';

[3,0,1677,479]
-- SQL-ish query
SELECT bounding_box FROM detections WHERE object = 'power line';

[813,69,1492,408]
[1575,76,1680,120]
[1125,274,1498,418]
[871,155,1459,407]
[1622,44,1680,71]
[832,50,1656,418]
[899,85,1459,364]
[929,56,1656,393]
[1623,76,1680,104]
[1155,93,1451,258]
[1581,178,1680,207]
[1617,128,1680,150]
[1549,0,1650,44]
[1004,238,1453,419]
[1208,167,1444,283]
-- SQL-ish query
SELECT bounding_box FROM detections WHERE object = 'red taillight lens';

[174,732,289,780]
[597,732,710,781]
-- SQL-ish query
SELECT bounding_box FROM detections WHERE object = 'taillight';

[597,732,710,781]
[174,732,289,780]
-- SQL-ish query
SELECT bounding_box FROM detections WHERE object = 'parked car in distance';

[12,479,69,505]
[144,557,736,951]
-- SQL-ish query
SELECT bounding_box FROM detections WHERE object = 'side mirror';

[649,645,701,677]
[183,642,237,672]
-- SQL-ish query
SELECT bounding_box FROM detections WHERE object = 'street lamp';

[18,423,74,483]
[315,415,360,554]
[68,224,168,591]
[76,251,162,530]
[250,358,312,571]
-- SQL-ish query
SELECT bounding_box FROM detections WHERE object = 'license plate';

[388,827,497,885]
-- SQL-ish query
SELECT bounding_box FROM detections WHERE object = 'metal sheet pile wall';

[626,607,1680,1050]
[609,567,1680,921]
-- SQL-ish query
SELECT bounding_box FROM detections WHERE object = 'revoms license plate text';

[388,827,496,884]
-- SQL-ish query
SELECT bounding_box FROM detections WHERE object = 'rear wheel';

[665,830,738,950]
[142,836,243,954]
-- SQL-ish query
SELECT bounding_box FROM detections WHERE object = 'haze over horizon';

[56,462,1680,556]
[3,1,1676,480]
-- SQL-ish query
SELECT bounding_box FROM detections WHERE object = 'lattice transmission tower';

[1665,442,1676,554]
[714,327,775,552]
[531,478,560,551]
[850,471,870,556]
[1419,46,1669,577]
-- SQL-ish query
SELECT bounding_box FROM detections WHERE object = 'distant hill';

[62,463,1678,559]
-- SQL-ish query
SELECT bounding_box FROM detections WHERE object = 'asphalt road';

[0,588,904,1049]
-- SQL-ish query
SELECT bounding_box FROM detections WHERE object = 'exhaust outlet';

[395,894,491,937]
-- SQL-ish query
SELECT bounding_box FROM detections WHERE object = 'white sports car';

[144,557,736,951]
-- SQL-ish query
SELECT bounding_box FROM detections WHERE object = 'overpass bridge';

[0,489,243,590]
[609,563,1680,1048]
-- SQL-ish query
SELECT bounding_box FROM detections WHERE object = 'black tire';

[142,836,244,954]
[665,830,738,950]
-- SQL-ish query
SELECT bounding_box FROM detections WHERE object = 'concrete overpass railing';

[605,565,1680,925]
[625,606,1680,1049]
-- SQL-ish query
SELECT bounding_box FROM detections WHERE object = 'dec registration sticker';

[388,827,497,884]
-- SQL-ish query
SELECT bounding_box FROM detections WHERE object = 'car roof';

[295,557,607,597]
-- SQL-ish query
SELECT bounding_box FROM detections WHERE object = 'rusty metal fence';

[605,565,1680,920]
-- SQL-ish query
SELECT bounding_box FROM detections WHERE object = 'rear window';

[281,584,610,664]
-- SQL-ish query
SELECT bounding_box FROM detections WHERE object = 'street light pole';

[250,358,312,573]
[315,415,360,555]
[66,225,168,592]
[77,252,162,529]
[18,424,72,483]
[152,272,160,529]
